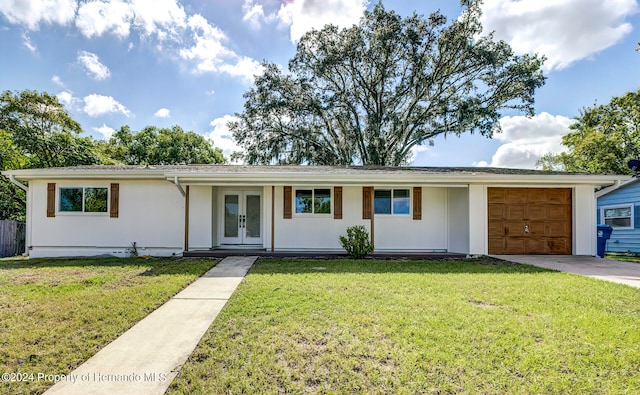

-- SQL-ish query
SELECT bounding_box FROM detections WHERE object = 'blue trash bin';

[596,224,613,258]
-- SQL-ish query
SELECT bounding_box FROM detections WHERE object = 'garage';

[488,188,572,255]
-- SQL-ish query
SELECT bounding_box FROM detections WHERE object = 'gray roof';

[0,164,614,176]
[2,164,629,187]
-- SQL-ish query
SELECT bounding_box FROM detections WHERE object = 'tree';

[537,89,640,174]
[231,1,545,166]
[0,130,26,220]
[0,90,105,168]
[102,125,225,165]
[0,90,108,220]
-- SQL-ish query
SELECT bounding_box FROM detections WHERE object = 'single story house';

[2,165,626,258]
[596,177,640,254]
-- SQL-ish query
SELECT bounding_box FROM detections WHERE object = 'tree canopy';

[101,125,225,165]
[537,88,640,174]
[0,90,105,168]
[0,89,226,220]
[231,1,546,166]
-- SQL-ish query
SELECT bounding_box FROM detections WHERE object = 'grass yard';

[606,254,640,264]
[169,258,640,395]
[0,256,216,395]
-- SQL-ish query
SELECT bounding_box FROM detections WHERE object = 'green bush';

[339,225,373,258]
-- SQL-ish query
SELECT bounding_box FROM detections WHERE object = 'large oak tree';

[231,1,545,166]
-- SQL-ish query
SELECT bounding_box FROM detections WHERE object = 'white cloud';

[154,107,170,118]
[75,0,186,39]
[481,112,573,168]
[57,90,80,109]
[21,33,37,53]
[207,114,244,161]
[76,0,133,38]
[94,123,116,139]
[52,75,65,87]
[219,56,263,82]
[179,14,233,70]
[130,0,186,39]
[83,94,132,117]
[479,0,638,71]
[242,0,266,29]
[179,14,262,81]
[3,0,261,82]
[77,51,111,80]
[277,0,367,42]
[0,0,77,29]
[242,0,278,30]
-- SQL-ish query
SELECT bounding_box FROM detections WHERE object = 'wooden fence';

[0,220,26,258]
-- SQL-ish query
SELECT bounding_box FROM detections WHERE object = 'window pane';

[393,189,410,215]
[224,195,239,237]
[295,190,313,213]
[605,207,631,218]
[607,217,631,227]
[84,188,108,212]
[314,188,331,214]
[59,188,82,212]
[245,194,261,238]
[374,190,391,214]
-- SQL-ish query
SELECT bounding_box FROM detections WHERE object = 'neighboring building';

[2,165,626,258]
[596,177,640,254]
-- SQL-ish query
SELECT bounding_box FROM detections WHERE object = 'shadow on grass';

[0,256,219,276]
[250,257,555,275]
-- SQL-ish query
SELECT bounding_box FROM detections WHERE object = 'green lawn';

[0,257,216,395]
[606,254,640,264]
[169,258,640,395]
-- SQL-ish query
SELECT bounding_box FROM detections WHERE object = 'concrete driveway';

[492,255,640,288]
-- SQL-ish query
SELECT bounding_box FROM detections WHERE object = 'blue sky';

[1,0,639,168]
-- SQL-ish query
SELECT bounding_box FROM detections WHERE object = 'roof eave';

[2,168,628,187]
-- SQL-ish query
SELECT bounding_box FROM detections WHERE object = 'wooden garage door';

[488,188,572,255]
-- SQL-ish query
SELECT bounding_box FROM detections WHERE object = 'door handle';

[524,224,529,234]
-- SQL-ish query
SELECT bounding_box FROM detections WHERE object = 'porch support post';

[370,190,375,252]
[468,184,487,255]
[271,185,275,252]
[184,185,190,252]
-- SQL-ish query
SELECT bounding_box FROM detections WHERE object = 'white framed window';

[59,187,108,214]
[374,189,410,215]
[295,188,331,215]
[601,204,634,229]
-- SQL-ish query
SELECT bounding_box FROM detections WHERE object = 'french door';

[220,191,262,245]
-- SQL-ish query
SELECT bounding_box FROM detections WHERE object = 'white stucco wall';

[374,187,447,251]
[447,187,469,254]
[573,185,597,255]
[468,184,488,255]
[188,186,212,250]
[28,179,184,258]
[272,186,449,252]
[273,185,368,251]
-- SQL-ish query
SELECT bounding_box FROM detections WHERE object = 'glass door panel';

[224,195,239,238]
[220,190,262,245]
[245,194,261,239]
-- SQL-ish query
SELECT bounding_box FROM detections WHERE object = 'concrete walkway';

[45,256,257,395]
[492,255,640,288]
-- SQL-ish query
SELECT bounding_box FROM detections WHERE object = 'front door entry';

[221,191,262,245]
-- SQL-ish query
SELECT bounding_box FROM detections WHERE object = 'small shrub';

[339,226,373,258]
[127,242,139,257]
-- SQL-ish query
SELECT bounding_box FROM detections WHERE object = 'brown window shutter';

[413,187,422,220]
[334,186,343,219]
[110,183,119,218]
[362,186,373,219]
[283,186,292,219]
[47,183,56,217]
